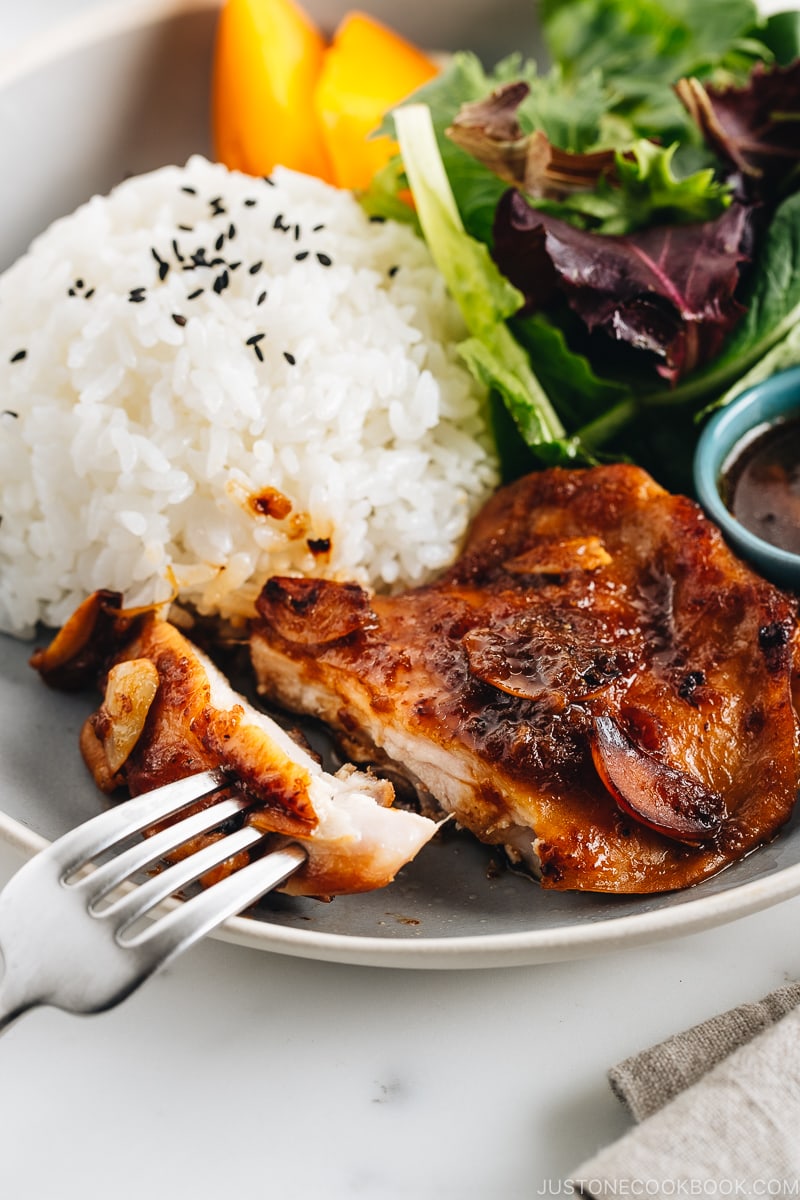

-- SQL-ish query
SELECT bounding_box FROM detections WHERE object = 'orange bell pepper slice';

[212,0,333,181]
[314,12,439,191]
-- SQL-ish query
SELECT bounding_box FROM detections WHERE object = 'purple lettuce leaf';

[675,60,800,196]
[493,190,753,383]
[446,81,618,199]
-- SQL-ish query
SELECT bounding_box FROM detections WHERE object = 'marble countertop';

[1,3,799,1197]
[2,825,798,1199]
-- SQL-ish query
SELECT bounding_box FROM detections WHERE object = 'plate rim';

[3,0,800,970]
[0,0,221,89]
[3,801,800,968]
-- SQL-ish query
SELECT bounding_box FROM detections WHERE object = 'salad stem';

[577,398,639,448]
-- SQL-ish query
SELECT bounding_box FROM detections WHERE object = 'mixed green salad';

[366,0,800,490]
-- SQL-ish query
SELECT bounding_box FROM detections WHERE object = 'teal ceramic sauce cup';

[693,365,800,590]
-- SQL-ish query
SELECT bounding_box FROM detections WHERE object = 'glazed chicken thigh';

[31,592,437,898]
[252,465,800,893]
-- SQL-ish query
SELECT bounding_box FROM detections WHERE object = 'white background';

[1,2,798,1197]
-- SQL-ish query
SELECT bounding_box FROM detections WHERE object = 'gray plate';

[2,0,800,968]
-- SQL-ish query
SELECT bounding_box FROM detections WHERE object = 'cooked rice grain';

[0,157,498,636]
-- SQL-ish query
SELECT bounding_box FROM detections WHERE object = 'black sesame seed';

[244,198,257,207]
[273,214,285,230]
[215,233,225,252]
[263,176,275,186]
[246,332,265,345]
[254,344,264,362]
[172,239,185,262]
[68,287,76,297]
[369,215,386,223]
[9,350,26,364]
[228,223,236,239]
[192,249,209,266]
[388,265,399,277]
[181,185,197,195]
[128,288,146,303]
[283,351,296,365]
[212,270,230,294]
[294,224,301,241]
[312,223,325,232]
[84,288,95,299]
[294,251,309,262]
[229,261,241,271]
[249,261,263,275]
[75,278,84,289]
[3,409,19,417]
[316,253,332,267]
[257,290,267,306]
[209,257,225,267]
[178,224,194,232]
[187,288,204,300]
[172,313,187,327]
[152,248,169,280]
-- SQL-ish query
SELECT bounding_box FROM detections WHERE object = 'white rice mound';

[0,155,499,637]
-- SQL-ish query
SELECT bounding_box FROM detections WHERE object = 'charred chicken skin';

[31,592,437,898]
[251,465,800,893]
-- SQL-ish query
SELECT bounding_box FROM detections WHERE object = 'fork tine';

[77,793,252,906]
[100,822,267,929]
[52,768,229,877]
[121,844,306,969]
[0,770,308,1030]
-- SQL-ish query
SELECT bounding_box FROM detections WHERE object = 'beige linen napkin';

[609,980,800,1121]
[571,983,800,1194]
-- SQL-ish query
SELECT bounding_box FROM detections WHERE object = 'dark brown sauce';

[721,413,800,555]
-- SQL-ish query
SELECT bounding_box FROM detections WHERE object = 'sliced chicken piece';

[31,593,437,898]
[251,464,800,894]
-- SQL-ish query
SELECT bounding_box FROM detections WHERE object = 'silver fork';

[0,768,306,1031]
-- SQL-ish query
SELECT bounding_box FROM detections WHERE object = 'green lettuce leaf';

[761,9,800,64]
[540,0,770,143]
[511,312,635,436]
[393,103,570,457]
[513,66,612,153]
[581,140,730,234]
[542,0,764,77]
[359,158,420,229]
[716,322,800,409]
